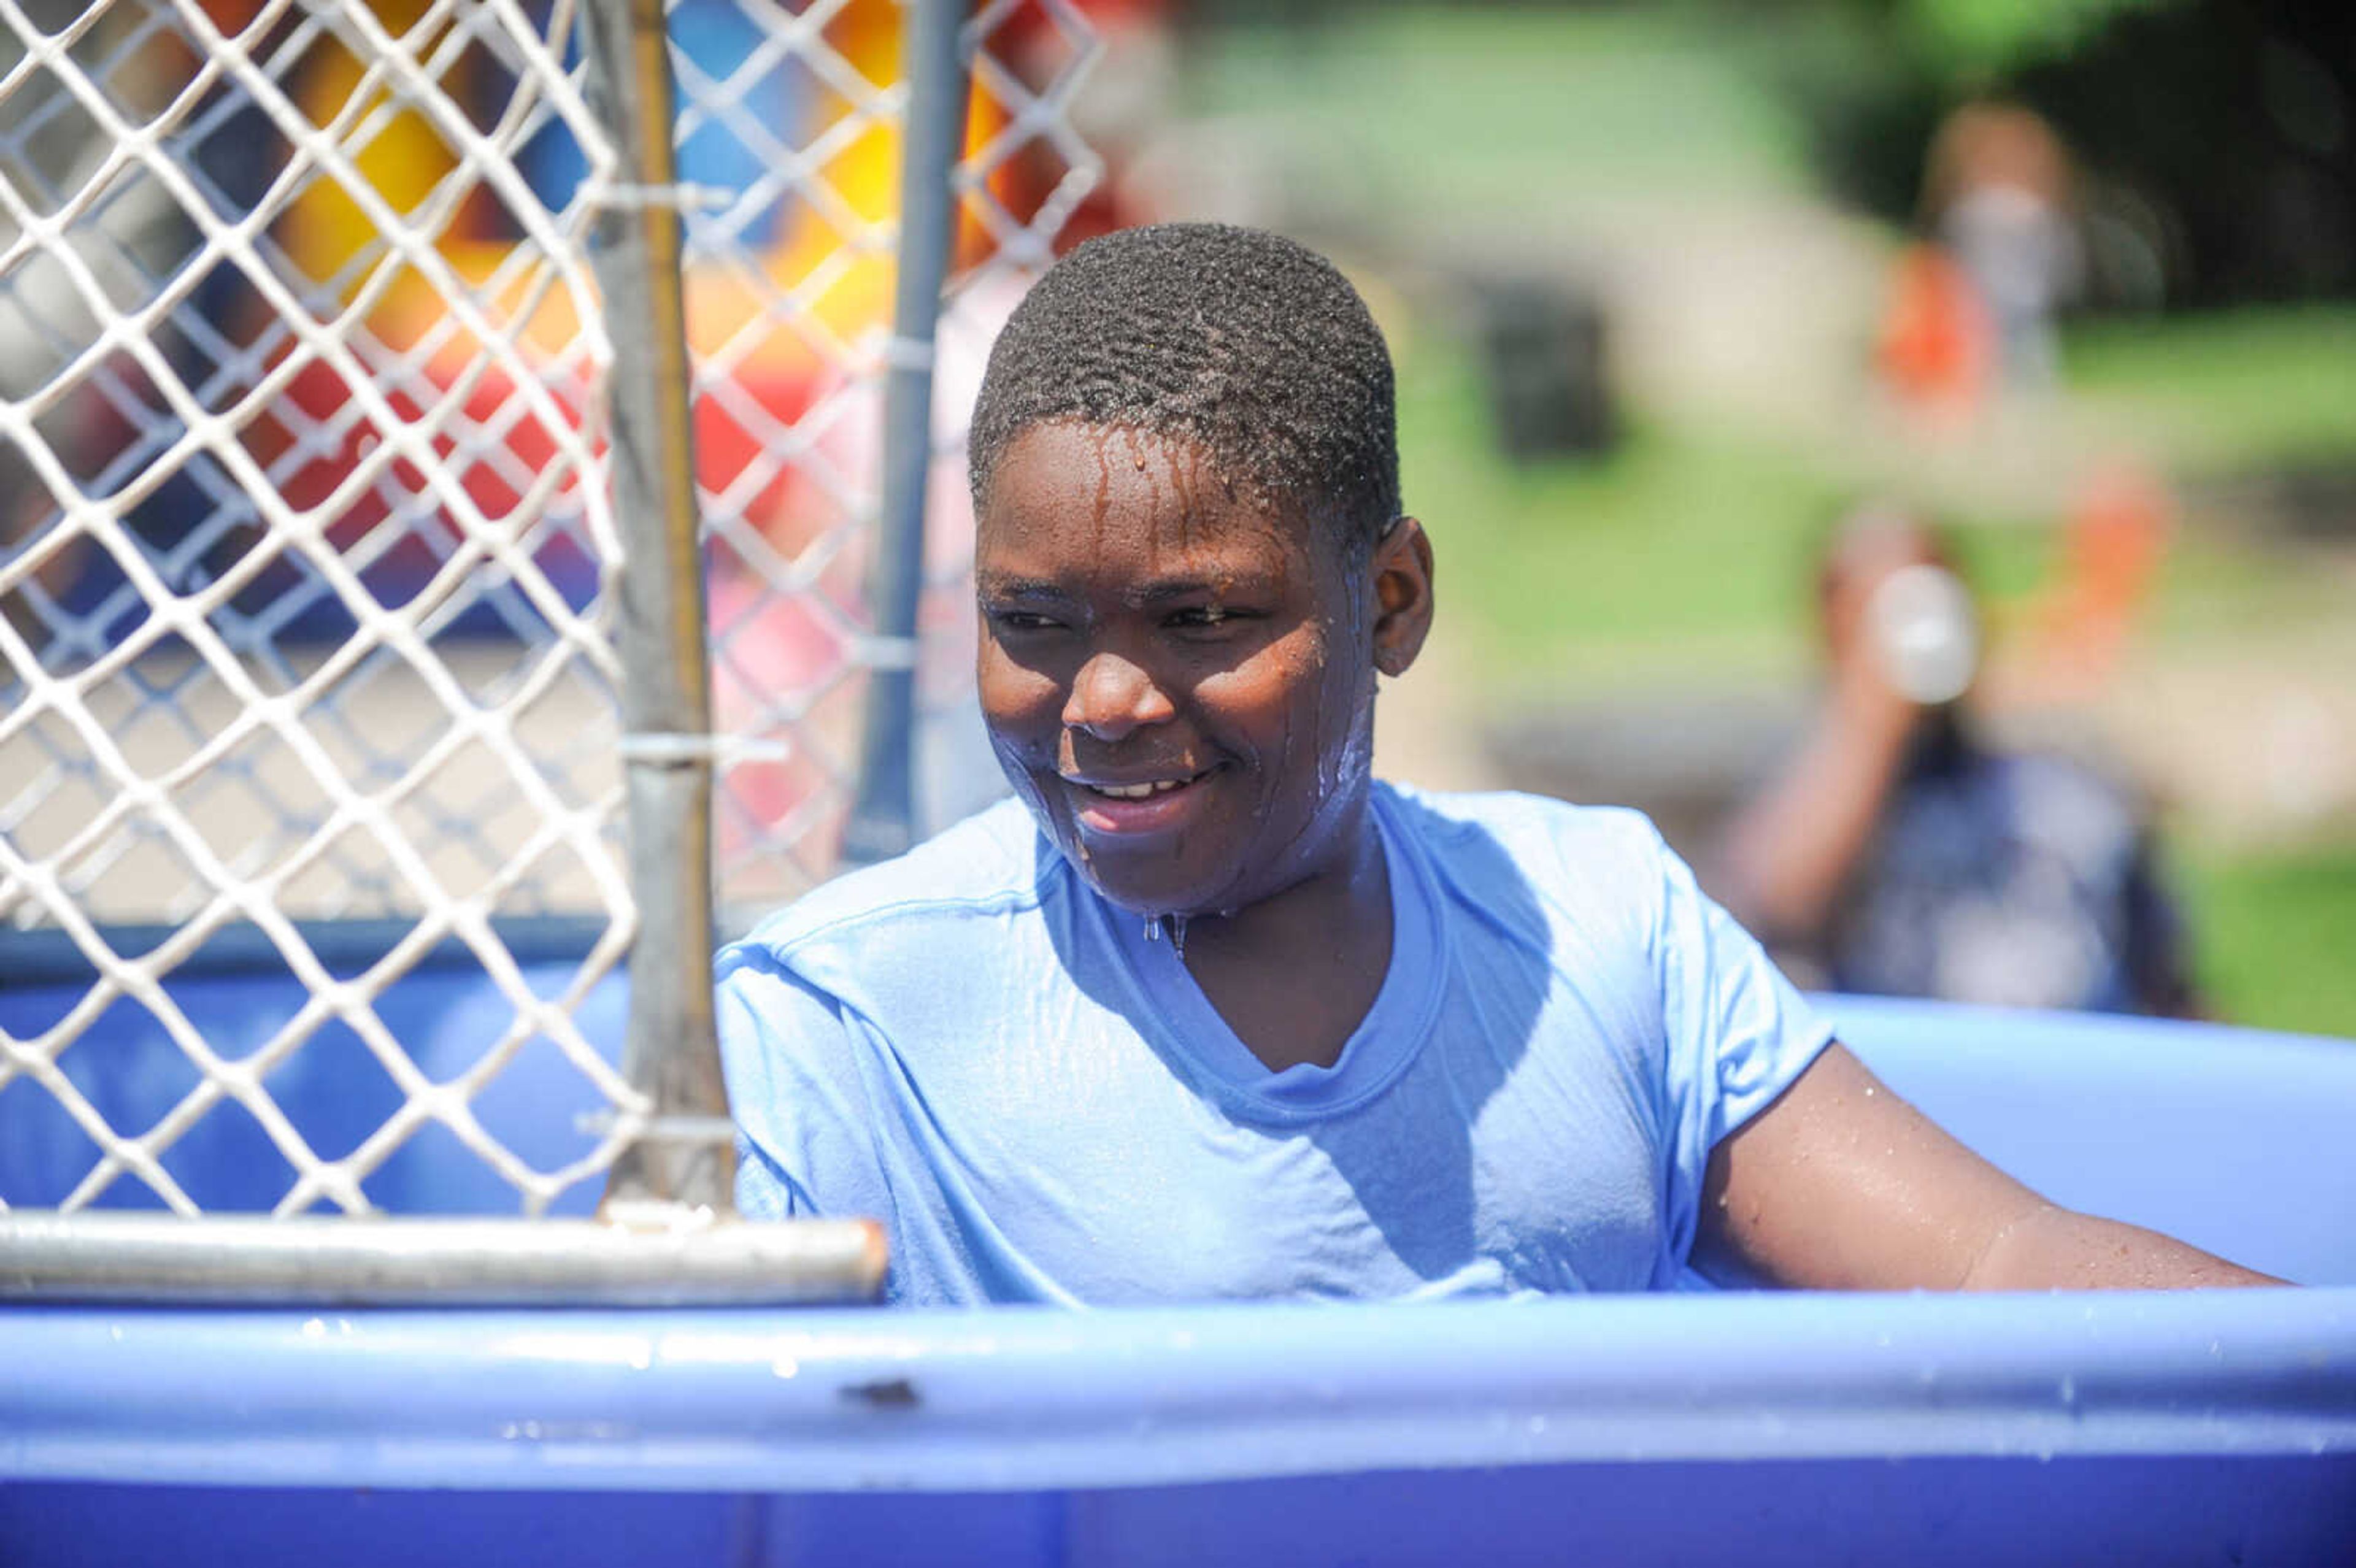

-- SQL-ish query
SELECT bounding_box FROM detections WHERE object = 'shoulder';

[2001,745,2146,815]
[1928,731,2144,818]
[1376,782,1680,937]
[720,798,1057,988]
[1380,781,1674,882]
[1968,745,2150,866]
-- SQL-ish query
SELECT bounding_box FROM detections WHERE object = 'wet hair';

[968,223,1401,558]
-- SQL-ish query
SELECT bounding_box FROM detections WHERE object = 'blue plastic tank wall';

[4,963,2354,1566]
[6,1288,2354,1568]
[7,1457,2354,1568]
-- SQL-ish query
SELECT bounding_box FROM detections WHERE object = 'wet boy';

[717,224,2271,1305]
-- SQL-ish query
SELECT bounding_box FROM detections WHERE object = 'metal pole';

[578,0,732,1218]
[840,0,974,867]
[0,1213,885,1305]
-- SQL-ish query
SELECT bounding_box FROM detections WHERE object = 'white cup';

[1868,563,1980,706]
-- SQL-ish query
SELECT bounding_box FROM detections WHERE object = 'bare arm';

[1710,519,1938,942]
[1710,676,1919,944]
[1695,1043,2282,1291]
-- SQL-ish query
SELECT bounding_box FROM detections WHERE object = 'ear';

[1369,516,1435,679]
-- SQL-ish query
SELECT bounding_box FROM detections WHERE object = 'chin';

[1069,852,1240,921]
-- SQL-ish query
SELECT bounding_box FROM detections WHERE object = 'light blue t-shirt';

[717,785,1833,1306]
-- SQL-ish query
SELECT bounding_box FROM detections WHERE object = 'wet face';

[976,422,1416,918]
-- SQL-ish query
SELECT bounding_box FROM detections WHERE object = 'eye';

[1165,605,1252,633]
[987,608,1066,635]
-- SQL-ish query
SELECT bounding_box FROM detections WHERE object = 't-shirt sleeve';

[1649,826,1836,1273]
[714,943,895,1227]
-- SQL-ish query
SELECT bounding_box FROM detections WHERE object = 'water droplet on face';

[1144,915,1161,943]
[1089,433,1115,549]
[1171,914,1189,960]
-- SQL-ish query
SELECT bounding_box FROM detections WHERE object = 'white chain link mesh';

[698,0,1100,913]
[0,0,1100,1223]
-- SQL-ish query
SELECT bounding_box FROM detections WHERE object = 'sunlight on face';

[975,423,1380,918]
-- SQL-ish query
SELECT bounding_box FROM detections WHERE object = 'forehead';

[976,422,1328,585]
[1824,515,1949,590]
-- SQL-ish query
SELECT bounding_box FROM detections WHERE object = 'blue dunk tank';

[4,961,2354,1567]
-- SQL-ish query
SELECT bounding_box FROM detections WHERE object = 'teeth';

[1087,778,1189,799]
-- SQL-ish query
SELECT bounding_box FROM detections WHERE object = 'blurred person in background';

[1709,502,2198,1018]
[1924,101,2084,395]
[1878,101,2084,431]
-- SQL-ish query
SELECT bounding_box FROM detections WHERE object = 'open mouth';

[1061,767,1218,834]
[1083,777,1194,800]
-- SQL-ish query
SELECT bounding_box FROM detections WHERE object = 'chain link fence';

[0,0,1099,1229]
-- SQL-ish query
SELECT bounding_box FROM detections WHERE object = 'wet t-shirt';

[717,786,1833,1305]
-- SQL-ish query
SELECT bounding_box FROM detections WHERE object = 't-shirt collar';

[1101,785,1447,1123]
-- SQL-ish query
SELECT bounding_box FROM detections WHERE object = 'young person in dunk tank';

[717,223,2276,1305]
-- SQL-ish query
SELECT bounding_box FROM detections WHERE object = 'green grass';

[2182,842,2356,1040]
[1397,329,1836,689]
[1396,328,2062,691]
[2063,307,2356,476]
[1186,9,1812,219]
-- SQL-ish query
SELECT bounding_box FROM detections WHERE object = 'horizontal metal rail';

[0,1212,884,1306]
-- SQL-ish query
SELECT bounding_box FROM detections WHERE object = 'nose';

[1061,648,1176,742]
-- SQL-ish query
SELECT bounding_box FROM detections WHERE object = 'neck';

[1172,791,1395,1074]
[1209,790,1389,950]
[1905,703,1973,778]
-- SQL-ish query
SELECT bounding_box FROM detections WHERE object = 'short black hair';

[968,223,1401,556]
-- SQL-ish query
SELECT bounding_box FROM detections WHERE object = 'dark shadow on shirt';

[1037,790,1554,1290]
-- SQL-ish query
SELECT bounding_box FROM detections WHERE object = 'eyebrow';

[975,577,1080,605]
[1130,577,1251,608]
[977,574,1275,609]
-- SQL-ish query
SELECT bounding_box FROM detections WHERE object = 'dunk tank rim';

[4,974,2353,1566]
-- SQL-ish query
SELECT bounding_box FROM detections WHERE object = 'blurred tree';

[1779,0,2354,307]
[1890,0,2179,84]
[2011,1,2355,306]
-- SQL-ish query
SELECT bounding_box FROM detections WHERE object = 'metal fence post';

[841,0,976,868]
[579,0,732,1218]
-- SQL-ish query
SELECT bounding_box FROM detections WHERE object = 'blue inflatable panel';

[3,965,2352,1565]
